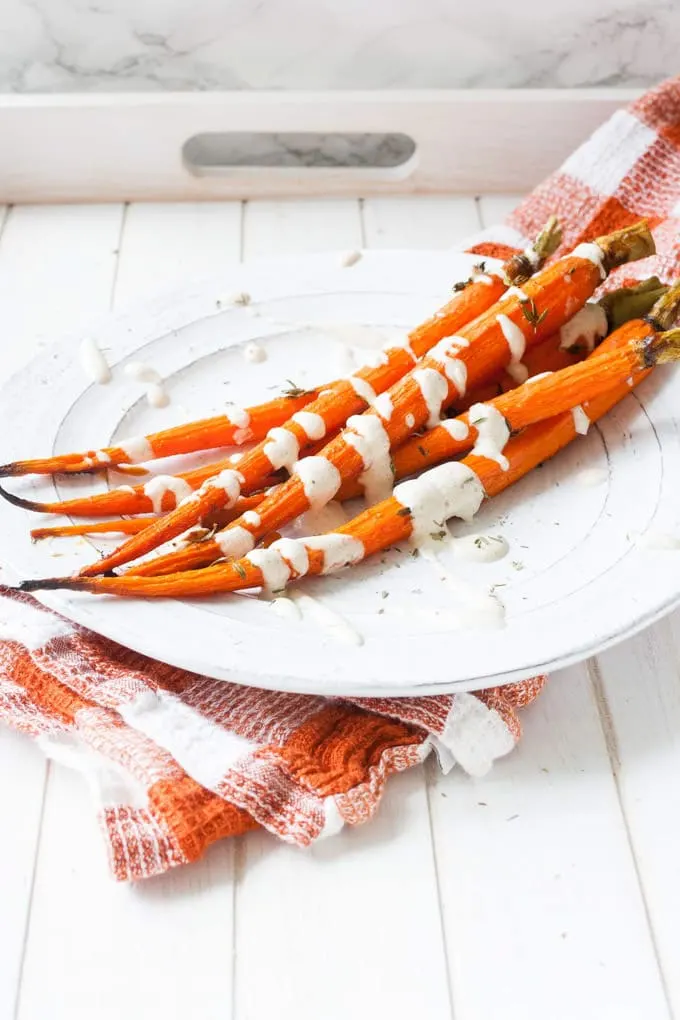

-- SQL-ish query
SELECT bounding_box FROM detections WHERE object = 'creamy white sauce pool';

[244,341,267,363]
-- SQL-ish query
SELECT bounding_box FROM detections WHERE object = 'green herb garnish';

[521,299,548,330]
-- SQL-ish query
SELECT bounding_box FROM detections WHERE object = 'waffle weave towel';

[2,77,680,880]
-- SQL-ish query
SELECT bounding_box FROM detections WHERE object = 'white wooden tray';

[0,88,638,202]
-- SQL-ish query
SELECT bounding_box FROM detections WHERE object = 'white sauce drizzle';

[304,534,365,574]
[225,404,251,429]
[405,412,416,429]
[394,462,485,546]
[389,336,418,363]
[348,376,378,406]
[271,596,301,620]
[575,467,608,487]
[344,414,393,505]
[440,418,470,442]
[468,403,510,470]
[413,368,449,428]
[214,526,255,558]
[559,301,608,352]
[115,485,136,495]
[373,393,394,421]
[242,510,261,528]
[270,538,309,578]
[94,450,111,464]
[293,457,342,509]
[203,469,243,504]
[79,338,111,385]
[429,337,469,396]
[146,382,169,408]
[245,548,291,594]
[294,593,363,646]
[357,348,390,369]
[341,250,362,268]
[571,405,591,435]
[452,533,510,563]
[118,436,154,463]
[571,242,606,280]
[291,411,326,441]
[264,427,300,471]
[496,313,529,383]
[124,361,161,383]
[244,341,267,363]
[505,285,530,302]
[525,371,553,384]
[143,475,193,514]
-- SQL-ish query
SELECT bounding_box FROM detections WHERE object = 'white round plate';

[0,250,679,697]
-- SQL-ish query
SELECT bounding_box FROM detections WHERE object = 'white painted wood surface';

[0,194,678,1020]
[0,90,639,203]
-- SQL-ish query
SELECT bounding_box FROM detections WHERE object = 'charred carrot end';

[595,221,655,273]
[503,215,562,285]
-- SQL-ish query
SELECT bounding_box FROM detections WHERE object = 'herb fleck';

[282,379,315,399]
[417,444,427,457]
[233,562,247,580]
[512,560,524,571]
[381,590,389,599]
[521,299,548,330]
[397,506,412,517]
[452,279,468,293]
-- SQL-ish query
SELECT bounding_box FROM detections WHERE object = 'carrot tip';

[0,463,19,477]
[0,480,47,512]
[17,577,82,592]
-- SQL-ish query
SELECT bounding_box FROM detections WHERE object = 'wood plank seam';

[424,758,456,1020]
[13,765,51,1020]
[588,657,676,1019]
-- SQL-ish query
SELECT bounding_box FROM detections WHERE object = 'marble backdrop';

[0,0,677,93]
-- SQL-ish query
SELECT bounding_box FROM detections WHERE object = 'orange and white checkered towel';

[2,77,680,881]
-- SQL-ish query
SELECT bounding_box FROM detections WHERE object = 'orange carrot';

[22,329,661,599]
[129,306,679,578]
[455,278,665,410]
[0,389,326,478]
[82,223,653,578]
[1,221,560,481]
[0,458,271,518]
[31,518,157,540]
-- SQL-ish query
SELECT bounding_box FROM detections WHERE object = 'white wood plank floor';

[0,196,678,1020]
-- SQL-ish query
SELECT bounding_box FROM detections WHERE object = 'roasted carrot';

[455,278,665,410]
[23,322,666,599]
[30,518,158,540]
[0,457,272,518]
[128,293,680,579]
[0,389,326,478]
[0,221,561,481]
[82,223,653,578]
